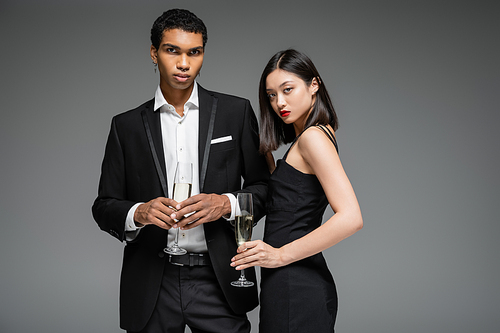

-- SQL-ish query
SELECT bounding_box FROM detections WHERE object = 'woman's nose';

[277,94,286,108]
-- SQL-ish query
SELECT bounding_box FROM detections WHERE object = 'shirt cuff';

[222,193,237,221]
[125,202,144,231]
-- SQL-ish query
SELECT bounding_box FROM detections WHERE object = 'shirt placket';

[176,113,188,245]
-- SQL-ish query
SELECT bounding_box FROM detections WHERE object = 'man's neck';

[160,82,194,116]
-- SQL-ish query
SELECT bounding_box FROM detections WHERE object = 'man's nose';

[177,54,189,71]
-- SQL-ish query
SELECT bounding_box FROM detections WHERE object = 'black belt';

[168,253,211,266]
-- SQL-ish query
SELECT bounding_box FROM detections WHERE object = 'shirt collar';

[154,81,199,112]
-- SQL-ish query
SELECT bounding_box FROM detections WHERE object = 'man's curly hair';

[151,8,208,50]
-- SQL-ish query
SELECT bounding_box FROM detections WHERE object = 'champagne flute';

[164,162,192,256]
[231,193,254,287]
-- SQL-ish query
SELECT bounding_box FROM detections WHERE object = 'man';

[92,9,269,333]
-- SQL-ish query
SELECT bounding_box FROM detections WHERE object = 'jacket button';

[158,251,165,258]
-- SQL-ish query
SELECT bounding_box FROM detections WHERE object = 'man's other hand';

[170,194,231,230]
[134,197,180,230]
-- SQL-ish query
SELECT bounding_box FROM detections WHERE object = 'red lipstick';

[280,110,291,117]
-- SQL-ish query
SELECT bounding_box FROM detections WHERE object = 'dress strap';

[282,135,300,160]
[316,124,339,153]
[283,124,338,160]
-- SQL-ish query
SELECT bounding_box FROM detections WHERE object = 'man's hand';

[170,193,231,230]
[134,197,180,230]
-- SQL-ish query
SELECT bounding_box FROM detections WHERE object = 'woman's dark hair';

[151,9,208,50]
[258,49,338,154]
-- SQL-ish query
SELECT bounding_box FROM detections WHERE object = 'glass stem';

[174,228,180,246]
[240,269,246,281]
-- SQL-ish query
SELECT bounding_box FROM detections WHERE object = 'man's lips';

[280,110,291,117]
[174,74,190,82]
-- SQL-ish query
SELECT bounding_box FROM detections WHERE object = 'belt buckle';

[169,254,184,266]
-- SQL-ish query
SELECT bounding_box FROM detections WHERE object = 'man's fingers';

[174,211,202,229]
[171,207,196,221]
[134,197,188,229]
[155,198,178,212]
[170,203,201,224]
[168,193,228,227]
[155,217,172,230]
[174,194,202,210]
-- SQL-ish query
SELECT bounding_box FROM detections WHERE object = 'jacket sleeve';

[92,117,136,242]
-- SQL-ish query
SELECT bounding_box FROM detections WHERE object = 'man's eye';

[190,50,200,55]
[167,48,176,53]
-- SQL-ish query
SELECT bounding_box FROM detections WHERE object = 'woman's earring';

[153,61,157,73]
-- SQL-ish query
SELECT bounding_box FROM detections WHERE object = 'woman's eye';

[284,87,292,93]
[267,93,276,99]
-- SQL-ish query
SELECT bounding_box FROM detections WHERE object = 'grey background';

[1,0,499,332]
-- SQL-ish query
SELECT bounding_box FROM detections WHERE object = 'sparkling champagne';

[231,193,254,287]
[164,162,192,256]
[235,215,253,246]
[173,183,192,202]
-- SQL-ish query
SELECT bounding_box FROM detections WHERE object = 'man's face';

[151,29,204,92]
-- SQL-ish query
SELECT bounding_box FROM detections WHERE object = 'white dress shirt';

[124,82,236,250]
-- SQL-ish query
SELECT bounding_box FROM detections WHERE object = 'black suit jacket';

[92,85,269,331]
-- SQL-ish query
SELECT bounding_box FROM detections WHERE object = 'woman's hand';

[230,240,286,270]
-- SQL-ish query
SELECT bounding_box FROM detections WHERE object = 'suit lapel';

[198,86,211,172]
[141,86,217,196]
[141,100,168,197]
[198,85,218,192]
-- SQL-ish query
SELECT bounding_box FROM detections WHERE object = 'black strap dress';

[259,125,339,333]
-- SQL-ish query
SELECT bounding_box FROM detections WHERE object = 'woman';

[231,49,363,332]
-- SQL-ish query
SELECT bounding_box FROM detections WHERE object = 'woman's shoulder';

[299,125,335,144]
[296,125,337,159]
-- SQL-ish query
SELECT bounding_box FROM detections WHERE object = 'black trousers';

[129,262,251,333]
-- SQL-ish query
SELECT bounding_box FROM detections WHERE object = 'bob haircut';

[151,8,208,51]
[258,49,338,154]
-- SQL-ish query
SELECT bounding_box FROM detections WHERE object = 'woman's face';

[265,69,318,131]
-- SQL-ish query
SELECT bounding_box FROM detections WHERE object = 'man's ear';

[150,45,158,63]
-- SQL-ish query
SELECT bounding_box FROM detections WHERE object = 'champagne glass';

[164,162,192,255]
[231,193,254,287]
